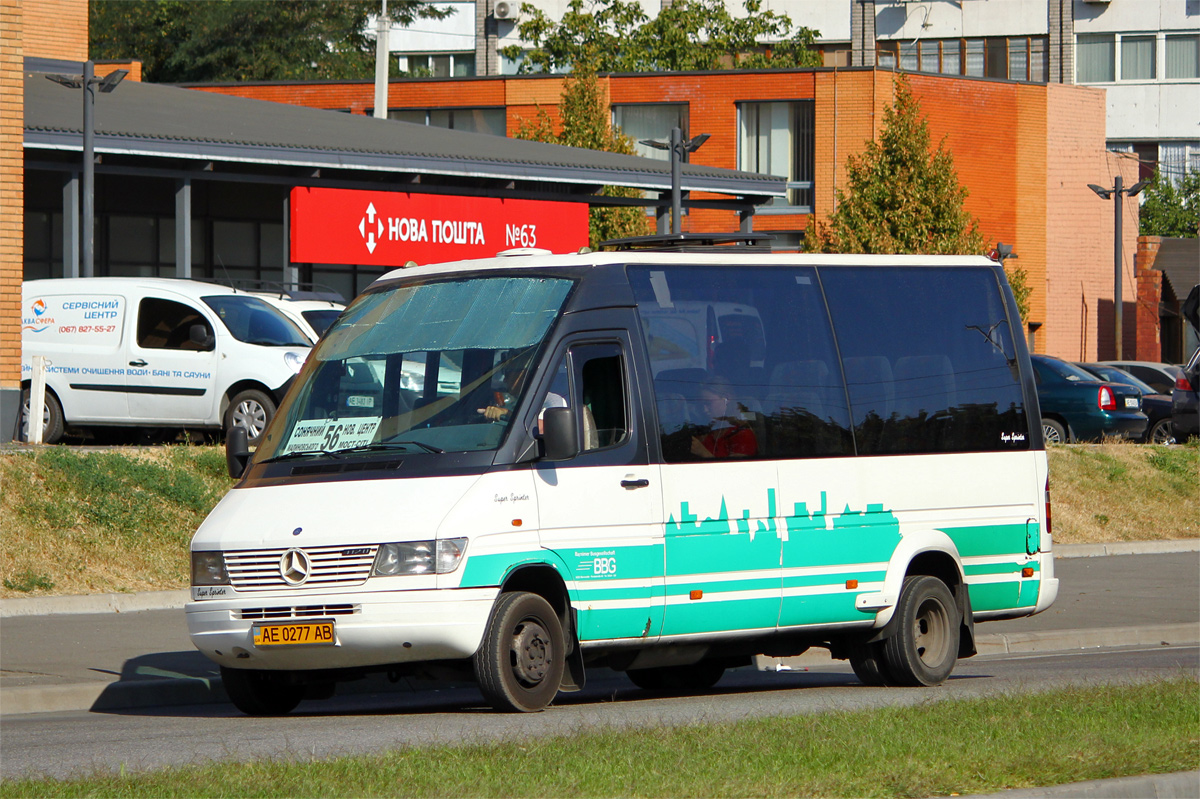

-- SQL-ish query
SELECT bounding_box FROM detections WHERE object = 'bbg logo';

[591,556,617,576]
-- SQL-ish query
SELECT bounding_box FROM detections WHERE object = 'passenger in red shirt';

[690,380,758,458]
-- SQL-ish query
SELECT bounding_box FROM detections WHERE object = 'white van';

[20,278,311,444]
[187,243,1057,715]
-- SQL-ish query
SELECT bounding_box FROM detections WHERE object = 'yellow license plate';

[253,621,335,647]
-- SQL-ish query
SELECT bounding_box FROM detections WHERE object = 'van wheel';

[220,666,304,716]
[1149,419,1174,445]
[627,661,726,693]
[20,388,64,444]
[882,576,960,687]
[474,592,565,712]
[846,639,897,687]
[1041,418,1068,444]
[225,389,275,446]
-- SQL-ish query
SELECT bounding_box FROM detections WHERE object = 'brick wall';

[195,68,1116,362]
[22,0,88,62]
[1,0,24,394]
[1135,236,1163,361]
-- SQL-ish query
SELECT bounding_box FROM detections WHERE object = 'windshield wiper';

[336,440,445,455]
[261,449,344,463]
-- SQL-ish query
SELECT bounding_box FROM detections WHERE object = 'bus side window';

[572,344,628,452]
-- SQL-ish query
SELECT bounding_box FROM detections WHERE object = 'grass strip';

[3,678,1197,798]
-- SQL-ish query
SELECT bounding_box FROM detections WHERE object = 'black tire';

[474,592,565,712]
[627,661,726,693]
[882,576,960,687]
[220,666,305,716]
[20,387,64,444]
[1041,417,1068,445]
[225,389,276,447]
[846,639,897,687]
[1149,418,1174,445]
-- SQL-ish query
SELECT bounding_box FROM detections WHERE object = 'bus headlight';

[191,551,229,586]
[373,538,468,576]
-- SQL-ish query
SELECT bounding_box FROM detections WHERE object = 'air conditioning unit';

[494,1,517,20]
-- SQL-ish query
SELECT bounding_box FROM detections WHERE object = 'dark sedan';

[1174,347,1199,442]
[1077,363,1174,444]
[1031,355,1147,443]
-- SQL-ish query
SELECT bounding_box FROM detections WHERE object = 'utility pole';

[1088,175,1149,360]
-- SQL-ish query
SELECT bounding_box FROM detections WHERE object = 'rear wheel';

[1041,417,1068,444]
[627,661,726,693]
[882,576,960,687]
[225,389,275,447]
[1149,418,1174,445]
[20,387,64,444]
[474,592,565,712]
[846,640,897,687]
[220,666,305,716]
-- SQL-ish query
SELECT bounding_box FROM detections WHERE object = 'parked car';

[1096,360,1182,396]
[1076,363,1174,444]
[1030,355,1147,443]
[250,292,344,344]
[1174,348,1200,442]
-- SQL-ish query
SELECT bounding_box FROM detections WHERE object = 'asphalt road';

[2,644,1196,782]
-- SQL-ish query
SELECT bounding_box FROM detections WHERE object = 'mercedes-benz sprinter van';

[187,243,1056,715]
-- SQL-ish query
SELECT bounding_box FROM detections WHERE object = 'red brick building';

[193,68,1140,360]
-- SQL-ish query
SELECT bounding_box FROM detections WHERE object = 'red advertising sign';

[290,187,589,267]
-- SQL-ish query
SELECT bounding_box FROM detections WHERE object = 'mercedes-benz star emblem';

[279,548,312,586]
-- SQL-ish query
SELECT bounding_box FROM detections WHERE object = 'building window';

[387,108,507,137]
[1121,35,1156,80]
[1166,34,1200,79]
[398,53,475,77]
[737,101,814,211]
[1077,34,1117,82]
[611,104,689,161]
[877,37,1047,82]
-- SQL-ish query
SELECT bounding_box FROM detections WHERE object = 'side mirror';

[226,425,251,478]
[190,324,215,351]
[541,406,579,461]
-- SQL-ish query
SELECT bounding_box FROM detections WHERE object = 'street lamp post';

[639,127,710,235]
[1088,174,1149,360]
[46,61,128,278]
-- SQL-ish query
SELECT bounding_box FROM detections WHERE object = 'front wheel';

[20,387,64,444]
[1149,418,1174,445]
[882,576,961,687]
[225,389,276,447]
[1041,417,1068,444]
[220,666,305,716]
[474,592,565,712]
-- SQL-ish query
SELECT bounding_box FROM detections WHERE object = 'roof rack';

[206,278,346,304]
[599,232,776,252]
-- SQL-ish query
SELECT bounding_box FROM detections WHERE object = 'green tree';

[806,77,984,256]
[90,1,449,83]
[501,0,820,74]
[1139,168,1200,238]
[514,60,650,246]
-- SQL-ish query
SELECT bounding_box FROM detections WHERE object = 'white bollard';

[29,355,49,445]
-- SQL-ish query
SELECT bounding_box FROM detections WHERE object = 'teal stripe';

[964,562,1034,577]
[460,551,553,587]
[1018,579,1040,607]
[783,569,886,589]
[665,531,780,577]
[663,597,779,635]
[944,524,1029,558]
[666,576,778,596]
[967,580,1018,611]
[780,592,867,627]
[573,585,666,601]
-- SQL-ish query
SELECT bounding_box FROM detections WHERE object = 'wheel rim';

[21,399,49,440]
[232,400,267,438]
[1042,422,1062,443]
[1151,421,1174,445]
[509,618,552,688]
[912,597,951,668]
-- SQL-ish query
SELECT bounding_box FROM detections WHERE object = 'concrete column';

[175,177,192,278]
[1048,0,1074,84]
[850,0,876,68]
[62,173,79,278]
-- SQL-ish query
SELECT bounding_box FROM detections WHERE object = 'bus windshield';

[254,275,574,460]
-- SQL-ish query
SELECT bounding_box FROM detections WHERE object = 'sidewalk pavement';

[1,541,1197,718]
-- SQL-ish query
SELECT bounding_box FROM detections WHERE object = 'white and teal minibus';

[187,241,1057,715]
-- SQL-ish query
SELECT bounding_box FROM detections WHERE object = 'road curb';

[945,770,1200,798]
[2,541,1196,618]
[6,623,1197,717]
